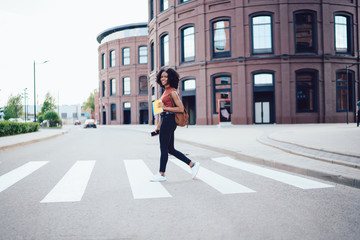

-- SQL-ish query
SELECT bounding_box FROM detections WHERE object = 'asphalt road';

[0,125,359,240]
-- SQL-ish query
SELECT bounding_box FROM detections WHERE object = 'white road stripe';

[124,160,172,199]
[41,161,95,203]
[212,157,334,189]
[0,161,48,193]
[170,159,255,194]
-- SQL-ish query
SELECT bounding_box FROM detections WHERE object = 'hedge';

[0,121,40,137]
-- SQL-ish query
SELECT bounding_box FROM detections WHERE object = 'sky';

[0,0,148,107]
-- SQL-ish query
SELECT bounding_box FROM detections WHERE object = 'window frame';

[122,47,130,65]
[150,42,154,72]
[150,0,154,21]
[251,13,274,55]
[181,25,195,63]
[211,18,231,58]
[139,75,148,95]
[336,70,354,112]
[294,10,317,53]
[160,33,169,67]
[334,12,353,54]
[123,77,131,95]
[295,69,318,113]
[212,74,232,114]
[138,45,148,64]
[102,80,106,97]
[109,50,116,67]
[110,78,116,96]
[110,103,116,121]
[160,0,169,13]
[101,53,106,69]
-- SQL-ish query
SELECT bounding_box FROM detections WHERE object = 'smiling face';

[161,71,169,87]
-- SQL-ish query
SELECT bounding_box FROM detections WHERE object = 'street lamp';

[33,60,49,122]
[23,88,28,122]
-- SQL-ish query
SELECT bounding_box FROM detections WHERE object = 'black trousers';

[357,110,360,127]
[159,114,191,172]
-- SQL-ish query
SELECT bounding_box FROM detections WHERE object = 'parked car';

[74,120,81,125]
[84,119,97,128]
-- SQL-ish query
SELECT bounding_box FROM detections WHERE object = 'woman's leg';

[167,126,192,166]
[159,116,173,173]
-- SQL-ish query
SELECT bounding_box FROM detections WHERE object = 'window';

[139,46,148,64]
[110,104,116,120]
[181,26,195,62]
[110,79,116,96]
[213,75,232,113]
[109,50,115,67]
[180,0,191,3]
[296,70,317,112]
[124,102,131,109]
[294,11,316,53]
[251,14,273,54]
[336,70,354,112]
[102,80,106,97]
[150,0,154,21]
[101,53,105,69]
[335,14,352,54]
[212,20,231,58]
[150,42,154,71]
[123,77,131,95]
[182,79,196,91]
[122,47,130,65]
[254,73,273,86]
[160,34,169,66]
[139,76,148,95]
[160,0,169,12]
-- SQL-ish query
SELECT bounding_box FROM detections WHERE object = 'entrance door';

[123,110,131,124]
[253,92,274,124]
[102,111,106,125]
[139,110,148,124]
[182,96,196,125]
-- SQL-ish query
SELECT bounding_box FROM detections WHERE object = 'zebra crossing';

[0,157,334,202]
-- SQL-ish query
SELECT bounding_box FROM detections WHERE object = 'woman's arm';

[163,91,184,113]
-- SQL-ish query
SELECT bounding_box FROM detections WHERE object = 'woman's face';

[161,71,169,87]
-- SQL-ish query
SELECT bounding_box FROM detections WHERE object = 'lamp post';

[23,88,28,122]
[33,60,49,122]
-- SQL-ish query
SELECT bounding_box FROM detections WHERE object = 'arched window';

[109,50,116,67]
[335,13,353,54]
[123,77,131,95]
[213,75,232,113]
[251,14,273,54]
[139,76,148,95]
[336,70,354,112]
[122,47,130,65]
[181,26,195,62]
[211,19,231,58]
[160,34,169,66]
[110,79,116,96]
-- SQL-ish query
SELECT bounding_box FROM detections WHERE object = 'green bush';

[38,114,44,123]
[0,121,40,137]
[44,111,61,127]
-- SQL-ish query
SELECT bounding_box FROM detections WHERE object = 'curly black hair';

[156,68,179,89]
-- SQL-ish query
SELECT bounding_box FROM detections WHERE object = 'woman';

[151,68,200,182]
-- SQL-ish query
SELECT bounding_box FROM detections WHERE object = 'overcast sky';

[0,0,148,107]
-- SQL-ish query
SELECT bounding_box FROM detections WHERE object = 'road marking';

[124,160,172,199]
[0,161,48,193]
[170,159,255,194]
[212,157,334,189]
[41,161,95,203]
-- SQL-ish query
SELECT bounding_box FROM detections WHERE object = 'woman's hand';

[158,101,165,109]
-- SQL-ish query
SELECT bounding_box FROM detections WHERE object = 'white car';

[8,118,24,122]
[84,119,97,128]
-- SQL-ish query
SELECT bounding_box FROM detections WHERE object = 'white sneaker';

[191,162,200,179]
[151,173,166,182]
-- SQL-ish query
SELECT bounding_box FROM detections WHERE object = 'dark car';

[84,119,97,128]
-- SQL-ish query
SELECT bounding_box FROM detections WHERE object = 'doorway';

[182,95,196,125]
[253,92,274,124]
[102,111,106,125]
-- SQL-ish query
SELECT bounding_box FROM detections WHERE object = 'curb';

[0,131,68,152]
[176,138,360,189]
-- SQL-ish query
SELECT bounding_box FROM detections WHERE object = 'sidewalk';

[127,123,360,189]
[0,128,68,152]
[1,123,359,189]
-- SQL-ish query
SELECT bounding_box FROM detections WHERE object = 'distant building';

[97,23,149,125]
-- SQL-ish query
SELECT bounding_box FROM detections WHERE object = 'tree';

[41,92,56,114]
[83,92,95,112]
[4,94,23,120]
[44,110,61,127]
